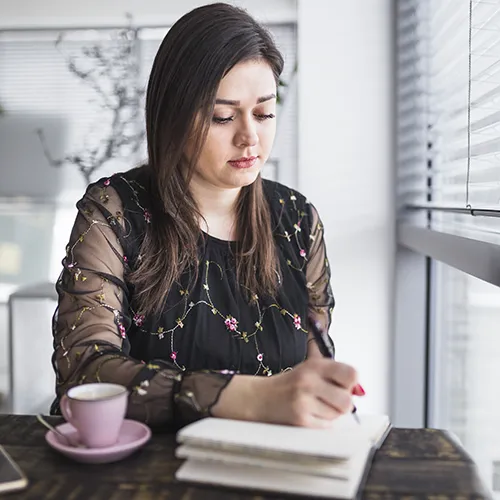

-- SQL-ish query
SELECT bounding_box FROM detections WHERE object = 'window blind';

[0,23,297,203]
[397,0,500,244]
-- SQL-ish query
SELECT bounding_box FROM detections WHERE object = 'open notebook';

[175,413,391,499]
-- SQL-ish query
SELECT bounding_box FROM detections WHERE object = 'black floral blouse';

[51,166,334,428]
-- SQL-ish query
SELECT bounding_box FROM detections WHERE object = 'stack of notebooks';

[175,413,391,499]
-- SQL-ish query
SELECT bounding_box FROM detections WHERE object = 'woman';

[51,2,363,429]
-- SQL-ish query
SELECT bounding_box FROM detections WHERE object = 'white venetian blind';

[397,0,500,243]
[0,23,298,200]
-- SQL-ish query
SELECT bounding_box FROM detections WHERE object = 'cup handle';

[60,395,75,426]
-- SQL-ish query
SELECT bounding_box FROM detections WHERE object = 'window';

[0,23,297,285]
[430,261,500,493]
[397,1,500,495]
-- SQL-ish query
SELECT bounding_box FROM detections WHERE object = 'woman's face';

[191,59,277,191]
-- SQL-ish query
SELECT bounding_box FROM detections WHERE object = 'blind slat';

[398,0,500,239]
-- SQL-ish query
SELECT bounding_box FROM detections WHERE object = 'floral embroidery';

[293,314,302,330]
[54,173,333,412]
[224,316,238,331]
[133,314,145,327]
[135,380,149,396]
[118,323,126,338]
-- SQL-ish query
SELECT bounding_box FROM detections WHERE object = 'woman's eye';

[212,116,234,124]
[255,113,276,121]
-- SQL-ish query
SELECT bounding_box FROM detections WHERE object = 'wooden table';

[0,415,492,499]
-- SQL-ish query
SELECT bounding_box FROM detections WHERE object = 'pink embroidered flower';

[143,210,151,223]
[299,249,306,258]
[103,179,110,186]
[118,323,126,338]
[170,351,177,361]
[123,255,128,263]
[293,314,301,330]
[133,314,145,327]
[224,316,238,331]
[257,353,264,362]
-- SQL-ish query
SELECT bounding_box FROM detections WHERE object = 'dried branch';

[38,15,145,185]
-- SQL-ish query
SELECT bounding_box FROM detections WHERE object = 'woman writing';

[51,2,363,428]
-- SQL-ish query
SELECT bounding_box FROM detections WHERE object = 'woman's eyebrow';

[215,93,276,106]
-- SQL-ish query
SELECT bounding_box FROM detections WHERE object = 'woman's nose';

[234,119,259,148]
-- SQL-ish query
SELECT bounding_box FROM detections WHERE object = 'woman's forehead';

[216,60,276,103]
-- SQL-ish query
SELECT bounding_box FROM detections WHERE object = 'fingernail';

[353,384,365,396]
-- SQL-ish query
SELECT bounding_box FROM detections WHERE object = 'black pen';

[308,317,361,425]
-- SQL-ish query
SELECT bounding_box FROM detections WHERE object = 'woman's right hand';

[211,358,360,428]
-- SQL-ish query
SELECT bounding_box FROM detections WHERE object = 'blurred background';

[1,0,500,495]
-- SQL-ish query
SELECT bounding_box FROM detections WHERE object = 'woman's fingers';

[314,358,358,391]
[315,378,353,415]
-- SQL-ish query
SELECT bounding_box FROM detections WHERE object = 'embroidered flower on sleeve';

[118,323,126,338]
[143,209,151,223]
[299,249,307,258]
[170,351,177,361]
[135,380,149,396]
[293,314,301,330]
[219,369,236,375]
[257,353,264,362]
[103,178,110,186]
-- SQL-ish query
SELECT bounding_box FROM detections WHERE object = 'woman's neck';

[190,178,240,241]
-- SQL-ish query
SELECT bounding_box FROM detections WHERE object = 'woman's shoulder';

[85,165,152,213]
[262,178,309,210]
[262,178,318,239]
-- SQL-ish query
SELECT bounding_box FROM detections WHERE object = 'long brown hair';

[130,3,284,315]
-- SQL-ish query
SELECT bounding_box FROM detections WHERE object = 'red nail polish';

[353,384,365,396]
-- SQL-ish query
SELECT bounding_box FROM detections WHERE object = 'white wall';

[0,0,395,417]
[298,0,395,415]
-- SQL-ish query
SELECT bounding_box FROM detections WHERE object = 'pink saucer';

[45,419,152,464]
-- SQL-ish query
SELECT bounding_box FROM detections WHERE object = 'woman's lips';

[228,156,258,169]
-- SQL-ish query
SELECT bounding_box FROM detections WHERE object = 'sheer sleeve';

[305,203,335,358]
[51,183,234,428]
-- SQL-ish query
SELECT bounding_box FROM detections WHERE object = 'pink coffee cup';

[60,383,128,448]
